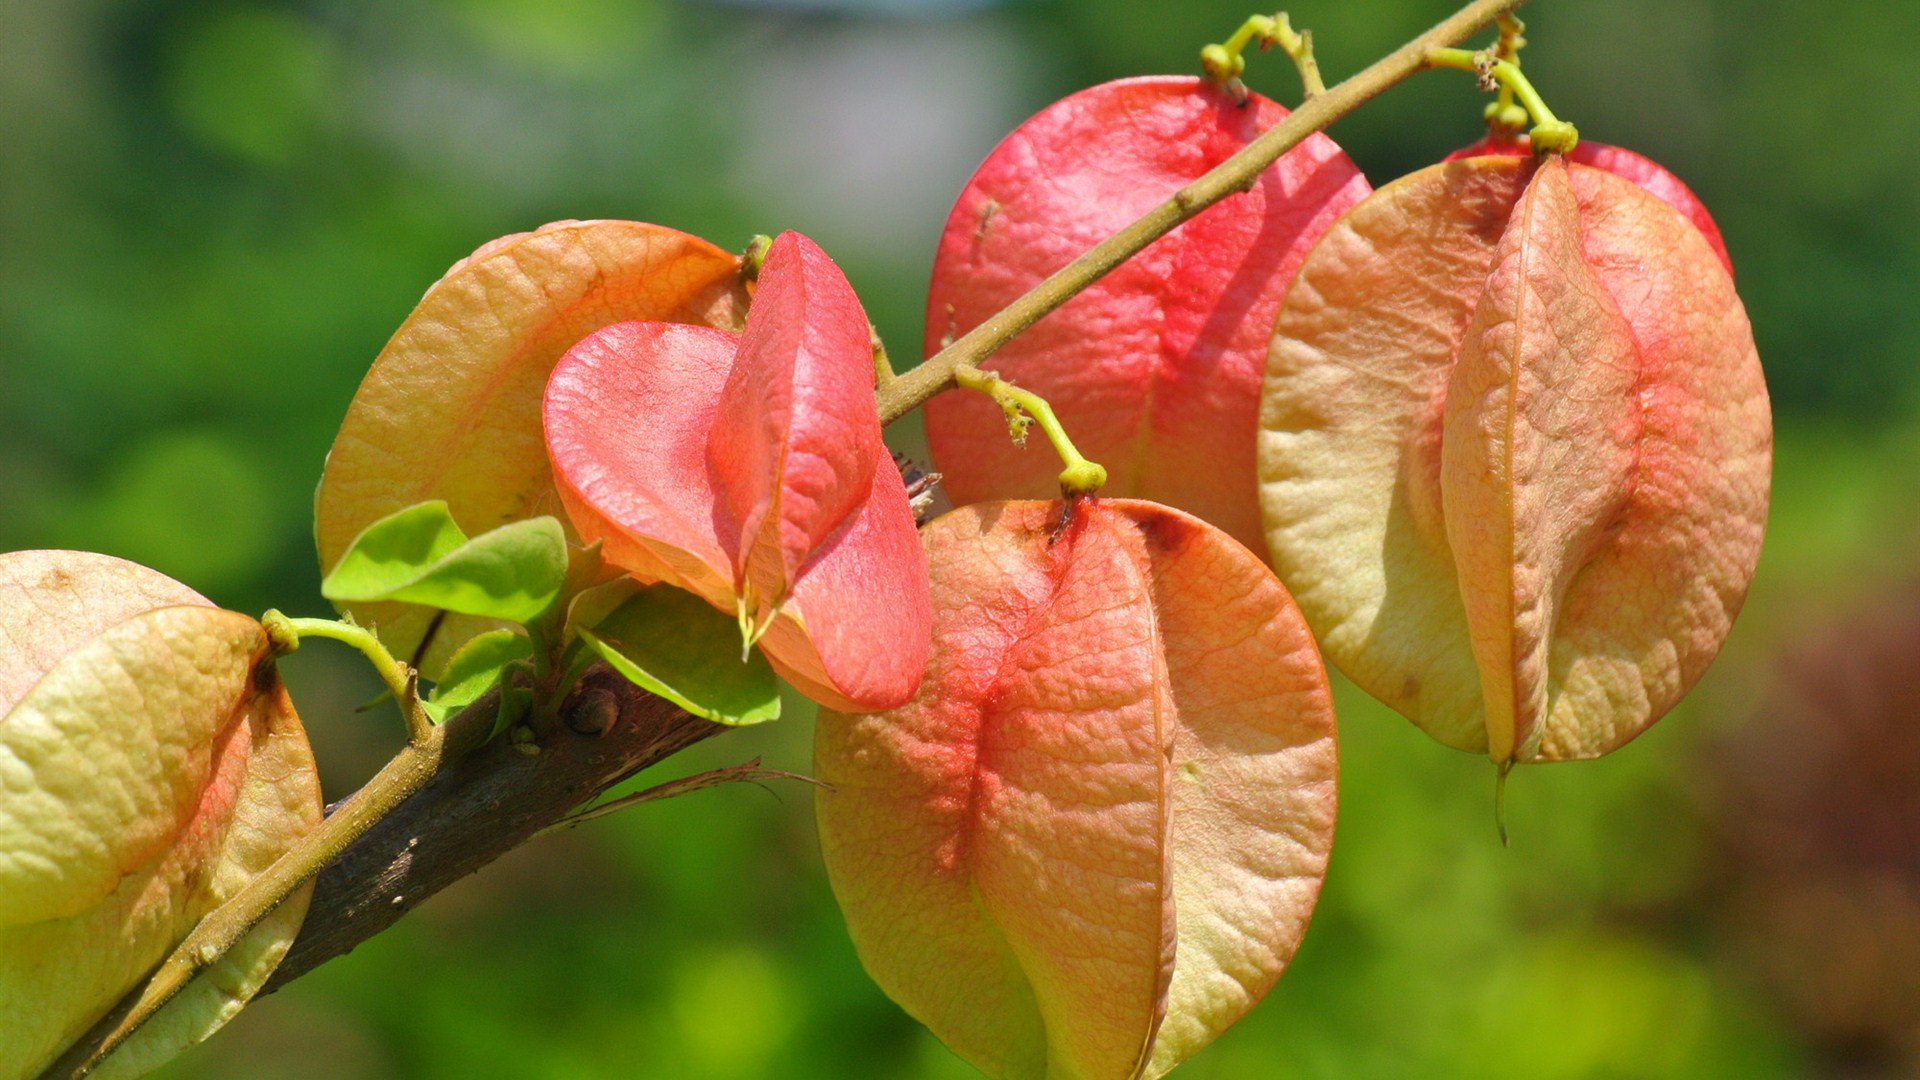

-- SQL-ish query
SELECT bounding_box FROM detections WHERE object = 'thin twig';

[952,366,1107,494]
[539,758,823,837]
[1268,14,1327,99]
[870,323,897,390]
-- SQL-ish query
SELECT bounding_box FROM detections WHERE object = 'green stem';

[553,642,601,705]
[1425,45,1577,152]
[870,323,896,390]
[954,366,1107,495]
[1271,14,1326,98]
[1201,13,1324,99]
[264,612,432,746]
[1492,12,1525,116]
[527,623,566,729]
[740,234,772,282]
[874,0,1533,428]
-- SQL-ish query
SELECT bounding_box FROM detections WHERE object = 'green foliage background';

[4,0,1916,1076]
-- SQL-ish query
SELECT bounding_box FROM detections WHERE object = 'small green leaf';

[576,587,781,726]
[566,577,642,641]
[423,630,533,724]
[322,501,568,624]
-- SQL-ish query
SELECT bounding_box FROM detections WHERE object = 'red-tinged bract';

[1447,135,1733,274]
[816,499,1336,1079]
[1258,154,1769,763]
[923,77,1370,552]
[546,232,929,712]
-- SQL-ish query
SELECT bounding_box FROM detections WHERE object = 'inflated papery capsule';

[0,551,322,1080]
[545,232,929,712]
[817,499,1335,1079]
[1259,154,1769,763]
[924,77,1370,553]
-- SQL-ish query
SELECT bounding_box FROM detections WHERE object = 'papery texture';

[545,233,928,711]
[816,500,1335,1079]
[0,551,320,1080]
[710,232,884,613]
[924,77,1370,551]
[546,321,739,610]
[1447,136,1732,274]
[1259,155,1769,762]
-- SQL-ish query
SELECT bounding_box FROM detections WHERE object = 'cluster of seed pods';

[317,225,928,713]
[840,62,1768,1075]
[2,20,1773,1080]
[304,50,1766,1080]
[316,219,752,677]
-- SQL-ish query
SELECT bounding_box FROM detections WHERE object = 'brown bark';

[262,670,726,993]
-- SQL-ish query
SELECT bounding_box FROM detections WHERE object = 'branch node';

[260,609,300,657]
[566,686,620,736]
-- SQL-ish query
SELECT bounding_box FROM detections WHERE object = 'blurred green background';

[5,0,1918,1076]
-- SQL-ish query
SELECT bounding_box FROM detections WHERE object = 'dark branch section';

[263,671,725,993]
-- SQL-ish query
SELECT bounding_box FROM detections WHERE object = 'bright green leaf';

[576,587,781,726]
[423,630,534,724]
[565,576,642,641]
[321,501,568,625]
